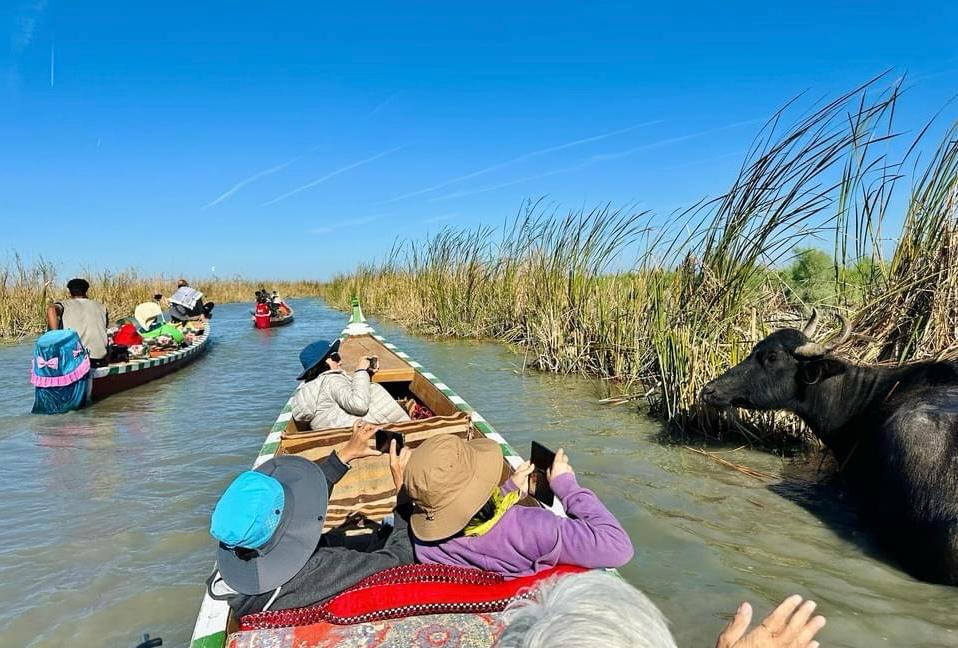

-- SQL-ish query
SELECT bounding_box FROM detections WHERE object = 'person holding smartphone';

[398,435,633,578]
[291,339,410,431]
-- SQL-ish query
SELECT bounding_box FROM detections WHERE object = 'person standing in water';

[46,278,109,366]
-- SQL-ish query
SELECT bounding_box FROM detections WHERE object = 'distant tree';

[783,247,836,305]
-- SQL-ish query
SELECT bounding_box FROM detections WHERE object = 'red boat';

[252,302,295,329]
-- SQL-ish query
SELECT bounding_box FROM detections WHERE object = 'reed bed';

[0,256,323,340]
[322,76,958,447]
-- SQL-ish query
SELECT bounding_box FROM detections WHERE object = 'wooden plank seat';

[278,413,475,533]
[338,334,415,384]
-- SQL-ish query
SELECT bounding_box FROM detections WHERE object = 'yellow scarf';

[463,487,521,537]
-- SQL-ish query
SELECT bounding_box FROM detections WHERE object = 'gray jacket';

[291,369,410,430]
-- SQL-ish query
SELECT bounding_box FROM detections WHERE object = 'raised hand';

[509,461,535,496]
[547,448,575,483]
[338,419,380,464]
[389,439,411,491]
[715,595,826,648]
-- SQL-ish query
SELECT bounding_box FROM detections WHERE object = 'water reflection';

[0,299,954,647]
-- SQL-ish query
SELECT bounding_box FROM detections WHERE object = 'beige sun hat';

[403,434,503,541]
[133,301,164,331]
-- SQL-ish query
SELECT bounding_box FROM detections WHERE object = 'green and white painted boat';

[90,323,211,402]
[189,300,548,648]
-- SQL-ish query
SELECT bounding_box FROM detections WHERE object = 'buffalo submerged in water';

[701,310,958,585]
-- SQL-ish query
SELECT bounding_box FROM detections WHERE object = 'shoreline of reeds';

[320,76,958,449]
[0,256,323,341]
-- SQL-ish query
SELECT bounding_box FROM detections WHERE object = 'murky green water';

[0,299,955,647]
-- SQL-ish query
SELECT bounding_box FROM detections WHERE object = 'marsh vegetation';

[321,76,958,447]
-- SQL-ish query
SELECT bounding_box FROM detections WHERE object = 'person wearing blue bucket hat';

[207,419,415,617]
[291,337,410,431]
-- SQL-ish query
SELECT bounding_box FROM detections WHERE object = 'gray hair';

[495,571,677,648]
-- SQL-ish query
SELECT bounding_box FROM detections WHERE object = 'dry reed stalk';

[682,446,777,481]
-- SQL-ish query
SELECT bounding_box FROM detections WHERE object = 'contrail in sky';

[376,120,662,205]
[312,214,386,235]
[429,118,762,202]
[49,35,55,88]
[430,167,580,202]
[203,156,300,209]
[366,92,400,119]
[263,146,403,207]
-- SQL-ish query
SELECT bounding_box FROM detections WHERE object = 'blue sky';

[3,2,957,279]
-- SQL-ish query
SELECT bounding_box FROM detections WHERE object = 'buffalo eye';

[765,351,778,364]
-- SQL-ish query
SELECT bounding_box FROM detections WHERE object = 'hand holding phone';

[529,441,557,506]
[367,356,379,371]
[375,428,404,454]
[509,461,535,496]
[548,448,574,481]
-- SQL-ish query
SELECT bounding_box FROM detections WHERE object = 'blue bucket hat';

[296,338,341,380]
[210,455,329,594]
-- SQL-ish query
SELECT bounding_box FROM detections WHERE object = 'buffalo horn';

[825,314,852,350]
[793,341,826,358]
[801,308,820,338]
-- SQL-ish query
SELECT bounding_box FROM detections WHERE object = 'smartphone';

[375,428,404,454]
[529,441,556,507]
[367,356,379,370]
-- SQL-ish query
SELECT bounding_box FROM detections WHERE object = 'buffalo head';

[701,310,851,411]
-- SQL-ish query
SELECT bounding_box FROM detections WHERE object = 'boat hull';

[251,308,295,329]
[89,325,211,402]
[190,303,534,648]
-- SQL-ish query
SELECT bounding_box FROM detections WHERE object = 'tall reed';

[322,76,958,447]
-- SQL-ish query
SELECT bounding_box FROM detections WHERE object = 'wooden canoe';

[89,323,211,401]
[190,301,545,648]
[251,305,295,328]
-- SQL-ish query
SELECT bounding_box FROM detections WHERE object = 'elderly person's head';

[495,571,676,648]
[177,278,189,288]
[496,571,827,648]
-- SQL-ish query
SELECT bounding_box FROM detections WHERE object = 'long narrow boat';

[89,323,211,401]
[191,301,567,648]
[251,305,295,329]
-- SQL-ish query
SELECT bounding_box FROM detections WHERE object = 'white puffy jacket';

[291,369,410,430]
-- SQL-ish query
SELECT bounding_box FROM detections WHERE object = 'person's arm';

[329,369,372,416]
[46,303,62,330]
[549,472,634,568]
[290,382,316,424]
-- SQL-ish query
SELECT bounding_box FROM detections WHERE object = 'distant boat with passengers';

[31,279,213,414]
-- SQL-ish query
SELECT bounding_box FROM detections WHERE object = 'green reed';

[323,76,958,447]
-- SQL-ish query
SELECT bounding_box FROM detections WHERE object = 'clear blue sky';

[3,2,957,279]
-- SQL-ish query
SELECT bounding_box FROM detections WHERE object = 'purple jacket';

[413,472,634,578]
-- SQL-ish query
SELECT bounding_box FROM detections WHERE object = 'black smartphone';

[367,356,379,370]
[529,441,556,507]
[375,428,404,454]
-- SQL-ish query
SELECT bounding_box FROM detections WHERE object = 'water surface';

[0,299,954,646]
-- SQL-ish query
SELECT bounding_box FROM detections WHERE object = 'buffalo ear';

[798,357,846,384]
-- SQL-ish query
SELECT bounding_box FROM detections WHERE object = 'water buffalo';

[701,311,958,585]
